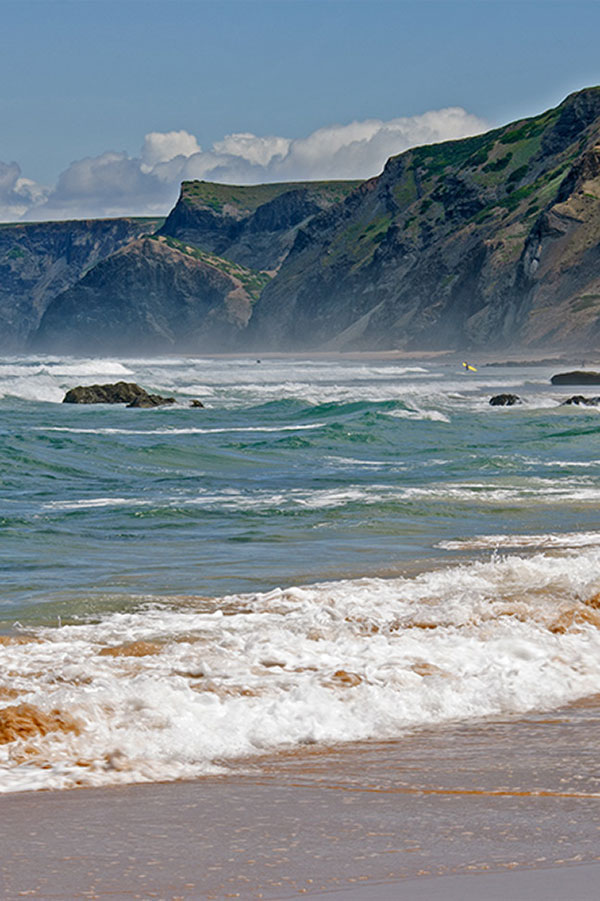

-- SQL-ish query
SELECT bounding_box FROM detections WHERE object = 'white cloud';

[0,161,49,220]
[276,109,489,180]
[4,106,489,222]
[141,130,202,169]
[20,152,175,220]
[213,133,291,167]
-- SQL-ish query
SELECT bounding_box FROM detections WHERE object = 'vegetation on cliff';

[12,87,600,354]
[253,86,600,351]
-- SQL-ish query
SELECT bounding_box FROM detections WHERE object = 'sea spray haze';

[2,355,600,789]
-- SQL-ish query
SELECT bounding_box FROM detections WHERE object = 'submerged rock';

[190,399,205,408]
[551,371,600,385]
[561,395,600,406]
[489,394,522,406]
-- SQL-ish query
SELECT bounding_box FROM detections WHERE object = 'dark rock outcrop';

[127,393,175,408]
[489,394,522,406]
[63,382,150,404]
[551,371,600,385]
[561,395,600,405]
[63,381,174,406]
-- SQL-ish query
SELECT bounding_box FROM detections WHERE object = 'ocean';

[1,354,600,793]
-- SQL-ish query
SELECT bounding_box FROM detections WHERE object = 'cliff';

[23,86,600,355]
[0,217,160,349]
[251,87,600,352]
[159,180,362,270]
[32,181,359,353]
[32,236,263,354]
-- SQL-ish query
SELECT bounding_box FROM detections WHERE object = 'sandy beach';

[2,695,600,899]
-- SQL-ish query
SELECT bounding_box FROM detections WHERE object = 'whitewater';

[1,354,600,792]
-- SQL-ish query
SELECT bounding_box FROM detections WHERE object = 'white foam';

[0,357,133,403]
[43,497,151,511]
[36,479,600,515]
[37,423,322,436]
[540,460,600,469]
[438,531,600,550]
[42,361,134,377]
[0,353,560,413]
[388,407,451,422]
[2,549,600,793]
[325,456,407,469]
[0,377,65,403]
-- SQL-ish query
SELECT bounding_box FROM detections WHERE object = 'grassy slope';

[256,87,600,349]
[325,105,575,271]
[149,234,271,301]
[179,180,362,215]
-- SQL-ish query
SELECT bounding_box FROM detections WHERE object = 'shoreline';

[2,695,600,898]
[180,348,581,365]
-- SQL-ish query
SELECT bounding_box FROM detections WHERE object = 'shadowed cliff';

[0,218,161,349]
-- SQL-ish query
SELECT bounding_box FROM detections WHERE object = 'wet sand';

[2,696,600,899]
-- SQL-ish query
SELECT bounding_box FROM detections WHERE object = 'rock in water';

[63,382,149,404]
[551,371,600,385]
[63,382,176,407]
[489,394,522,406]
[126,394,176,408]
[561,395,600,405]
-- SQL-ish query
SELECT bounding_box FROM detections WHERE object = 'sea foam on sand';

[2,548,600,793]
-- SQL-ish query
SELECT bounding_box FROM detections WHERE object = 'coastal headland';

[2,87,600,357]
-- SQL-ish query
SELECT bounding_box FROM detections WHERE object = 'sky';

[1,0,599,221]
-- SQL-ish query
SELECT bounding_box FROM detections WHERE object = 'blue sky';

[1,0,599,220]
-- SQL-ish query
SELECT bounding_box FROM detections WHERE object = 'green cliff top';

[179,179,362,215]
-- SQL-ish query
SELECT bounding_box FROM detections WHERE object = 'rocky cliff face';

[32,181,359,353]
[19,87,600,355]
[32,237,258,354]
[251,87,600,352]
[159,180,361,270]
[0,218,160,349]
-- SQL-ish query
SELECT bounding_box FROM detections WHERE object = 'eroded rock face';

[489,393,522,406]
[16,88,600,356]
[0,218,159,350]
[159,182,361,271]
[34,238,253,355]
[63,382,174,406]
[252,87,600,353]
[551,371,600,385]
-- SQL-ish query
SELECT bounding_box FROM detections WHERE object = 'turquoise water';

[1,355,599,621]
[2,355,600,792]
